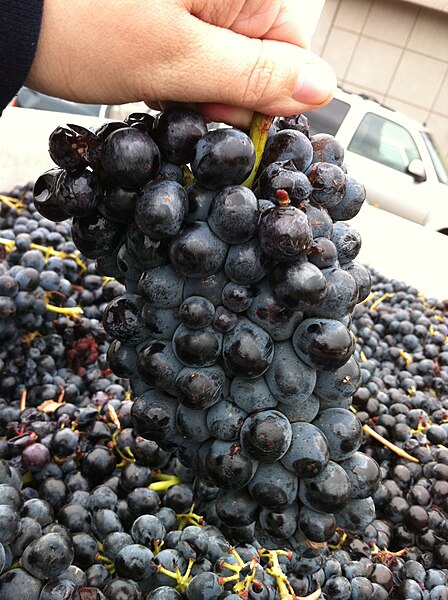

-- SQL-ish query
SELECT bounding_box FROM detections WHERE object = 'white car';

[305,88,448,234]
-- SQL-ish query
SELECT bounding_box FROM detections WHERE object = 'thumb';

[150,19,336,118]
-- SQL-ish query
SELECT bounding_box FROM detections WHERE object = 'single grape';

[258,204,313,261]
[192,128,255,190]
[135,179,188,239]
[208,185,258,244]
[101,127,161,189]
[169,222,228,279]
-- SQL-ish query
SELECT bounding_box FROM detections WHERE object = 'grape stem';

[243,112,274,190]
[363,424,419,463]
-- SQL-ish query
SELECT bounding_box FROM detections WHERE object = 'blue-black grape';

[292,317,355,371]
[269,258,327,310]
[176,366,225,410]
[261,129,313,172]
[230,375,277,413]
[258,160,313,206]
[308,162,346,208]
[264,341,316,405]
[101,127,161,190]
[258,204,313,262]
[137,340,183,394]
[311,133,344,166]
[152,106,207,166]
[192,128,255,190]
[169,222,228,279]
[246,280,303,341]
[138,265,184,308]
[204,440,256,490]
[280,422,329,478]
[135,180,188,239]
[312,408,363,461]
[299,460,352,513]
[240,410,292,463]
[248,461,298,510]
[208,185,258,244]
[205,398,247,442]
[222,318,274,379]
[172,324,222,368]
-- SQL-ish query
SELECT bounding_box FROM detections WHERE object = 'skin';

[26,0,336,127]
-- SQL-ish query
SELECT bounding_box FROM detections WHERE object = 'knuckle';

[241,43,278,106]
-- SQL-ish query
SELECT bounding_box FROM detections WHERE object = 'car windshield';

[421,131,448,185]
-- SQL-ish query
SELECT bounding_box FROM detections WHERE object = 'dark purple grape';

[261,129,313,172]
[258,204,313,261]
[192,128,255,190]
[97,184,136,224]
[281,422,329,478]
[311,133,344,166]
[298,505,336,543]
[312,408,363,461]
[33,168,69,222]
[208,185,258,244]
[204,440,256,490]
[152,106,207,165]
[102,293,148,345]
[56,169,101,217]
[269,258,327,310]
[248,462,298,510]
[179,296,215,329]
[138,265,184,308]
[172,324,222,368]
[131,390,178,442]
[21,443,50,472]
[222,281,255,313]
[71,211,124,259]
[169,222,228,279]
[176,366,225,410]
[222,318,274,379]
[186,184,214,223]
[259,161,312,205]
[135,180,188,239]
[246,280,303,341]
[328,175,366,221]
[101,127,161,189]
[292,318,355,371]
[0,568,43,600]
[137,340,183,394]
[273,114,310,136]
[240,410,292,463]
[224,238,267,285]
[299,460,352,513]
[308,162,346,208]
[22,533,74,579]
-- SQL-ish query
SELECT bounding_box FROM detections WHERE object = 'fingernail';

[293,62,336,105]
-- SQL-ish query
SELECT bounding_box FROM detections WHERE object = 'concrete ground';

[1,107,448,301]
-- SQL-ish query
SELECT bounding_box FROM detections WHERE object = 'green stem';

[243,112,274,190]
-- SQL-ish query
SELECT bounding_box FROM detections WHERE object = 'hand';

[26,0,336,127]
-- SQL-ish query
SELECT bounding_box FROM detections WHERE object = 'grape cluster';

[0,182,448,599]
[32,107,379,546]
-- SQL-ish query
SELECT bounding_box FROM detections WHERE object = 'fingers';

[187,0,325,47]
[144,18,336,118]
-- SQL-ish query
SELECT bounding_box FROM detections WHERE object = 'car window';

[348,112,421,173]
[304,98,350,136]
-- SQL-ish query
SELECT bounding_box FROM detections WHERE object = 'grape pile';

[0,182,447,598]
[30,106,379,547]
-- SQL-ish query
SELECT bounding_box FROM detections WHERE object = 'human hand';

[26,0,336,127]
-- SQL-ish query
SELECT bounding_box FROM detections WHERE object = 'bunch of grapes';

[33,106,380,547]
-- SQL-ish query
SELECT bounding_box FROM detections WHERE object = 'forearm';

[0,0,44,113]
